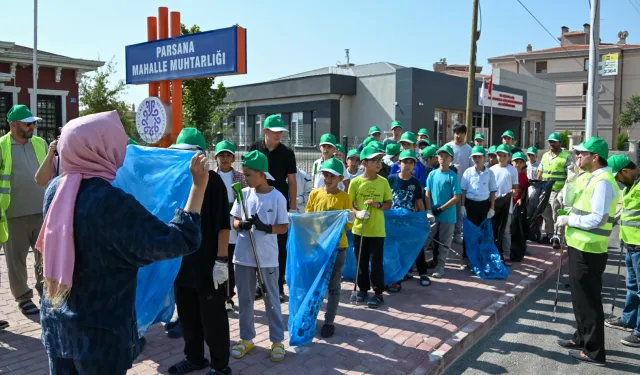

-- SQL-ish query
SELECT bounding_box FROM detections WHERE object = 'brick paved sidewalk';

[0,240,562,375]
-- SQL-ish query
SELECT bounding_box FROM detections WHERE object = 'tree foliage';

[559,130,571,150]
[181,24,235,146]
[79,59,136,140]
[618,93,640,132]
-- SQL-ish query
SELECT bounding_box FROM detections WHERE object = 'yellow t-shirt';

[305,188,353,248]
[348,175,392,237]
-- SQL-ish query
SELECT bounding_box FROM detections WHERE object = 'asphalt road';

[444,226,640,375]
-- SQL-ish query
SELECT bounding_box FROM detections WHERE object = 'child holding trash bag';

[349,144,393,309]
[490,144,519,266]
[230,150,288,363]
[461,146,497,268]
[305,158,354,338]
[425,145,461,279]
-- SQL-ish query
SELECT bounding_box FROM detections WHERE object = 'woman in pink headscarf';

[37,111,208,375]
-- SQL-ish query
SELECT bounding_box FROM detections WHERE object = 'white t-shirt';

[491,164,519,213]
[526,161,540,181]
[218,170,238,244]
[447,142,473,180]
[311,158,349,190]
[230,187,288,268]
[346,168,363,180]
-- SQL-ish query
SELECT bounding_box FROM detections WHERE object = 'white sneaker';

[432,266,446,278]
[454,235,463,245]
[225,299,234,312]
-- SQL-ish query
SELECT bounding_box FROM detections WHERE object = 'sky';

[1,0,639,106]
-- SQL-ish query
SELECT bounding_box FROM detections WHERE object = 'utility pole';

[465,0,480,132]
[585,0,600,139]
[32,0,38,118]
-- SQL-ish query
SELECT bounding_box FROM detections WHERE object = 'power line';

[628,0,640,16]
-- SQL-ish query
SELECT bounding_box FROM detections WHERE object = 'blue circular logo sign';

[136,97,167,144]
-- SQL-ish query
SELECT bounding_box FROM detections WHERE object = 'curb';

[409,249,568,375]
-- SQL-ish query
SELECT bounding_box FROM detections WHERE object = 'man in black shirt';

[168,129,233,375]
[249,115,297,300]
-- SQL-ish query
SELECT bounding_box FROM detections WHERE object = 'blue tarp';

[342,209,430,285]
[286,210,348,346]
[462,218,509,279]
[113,145,196,336]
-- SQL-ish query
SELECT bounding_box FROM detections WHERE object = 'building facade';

[488,25,640,147]
[0,41,103,143]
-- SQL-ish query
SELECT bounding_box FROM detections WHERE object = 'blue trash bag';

[342,209,430,285]
[286,210,348,346]
[112,145,196,336]
[462,217,509,279]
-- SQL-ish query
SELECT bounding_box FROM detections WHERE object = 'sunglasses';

[575,151,593,157]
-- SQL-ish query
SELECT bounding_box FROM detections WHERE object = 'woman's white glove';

[347,210,356,223]
[212,261,229,290]
[487,209,495,219]
[427,210,436,225]
[355,210,370,220]
[556,215,569,228]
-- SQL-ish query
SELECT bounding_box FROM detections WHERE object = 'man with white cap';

[0,104,47,316]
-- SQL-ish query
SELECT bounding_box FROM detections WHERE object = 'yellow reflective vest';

[541,151,569,191]
[620,178,640,246]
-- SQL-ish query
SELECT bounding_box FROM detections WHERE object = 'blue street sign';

[125,26,247,84]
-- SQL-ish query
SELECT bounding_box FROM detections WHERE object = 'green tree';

[181,24,235,146]
[559,130,571,150]
[618,93,640,134]
[79,59,137,141]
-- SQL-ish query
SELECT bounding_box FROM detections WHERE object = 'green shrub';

[616,133,629,151]
[559,130,571,150]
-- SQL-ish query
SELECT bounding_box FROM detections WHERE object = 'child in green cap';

[305,158,354,337]
[312,133,350,191]
[230,150,288,363]
[346,149,364,180]
[334,143,346,163]
[526,146,540,181]
[349,145,393,308]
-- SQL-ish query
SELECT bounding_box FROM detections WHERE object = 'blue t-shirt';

[388,173,424,211]
[425,169,461,224]
[390,159,427,187]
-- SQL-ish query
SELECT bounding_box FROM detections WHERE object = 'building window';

[535,61,547,74]
[0,93,12,137]
[583,83,588,96]
[584,58,589,71]
[36,95,62,144]
[582,107,586,120]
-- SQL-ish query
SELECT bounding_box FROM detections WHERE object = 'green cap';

[417,139,431,147]
[488,145,497,155]
[573,137,609,160]
[398,149,417,161]
[7,104,41,123]
[421,145,437,159]
[363,136,375,147]
[547,132,561,142]
[172,127,207,150]
[319,133,337,147]
[335,144,345,153]
[501,130,516,139]
[360,144,385,160]
[370,141,385,153]
[390,120,403,130]
[347,149,360,159]
[399,131,417,144]
[512,151,527,161]
[215,140,236,156]
[474,133,485,141]
[437,145,454,158]
[607,154,632,176]
[471,145,486,156]
[385,143,401,157]
[496,144,512,155]
[320,157,345,176]
[418,128,430,137]
[526,146,538,155]
[242,150,274,180]
[368,126,382,135]
[127,138,138,145]
[263,115,288,132]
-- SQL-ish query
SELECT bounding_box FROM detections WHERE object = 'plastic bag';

[343,209,430,285]
[463,218,509,279]
[113,145,196,336]
[286,210,348,346]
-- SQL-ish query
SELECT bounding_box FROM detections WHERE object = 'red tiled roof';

[490,43,640,60]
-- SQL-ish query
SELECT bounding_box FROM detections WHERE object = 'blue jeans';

[621,246,640,337]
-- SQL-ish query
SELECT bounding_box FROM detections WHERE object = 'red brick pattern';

[0,242,562,374]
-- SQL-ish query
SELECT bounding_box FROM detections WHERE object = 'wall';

[345,74,396,139]
[621,51,640,142]
[547,58,583,73]
[497,61,519,73]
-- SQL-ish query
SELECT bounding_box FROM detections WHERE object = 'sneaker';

[225,299,235,312]
[387,283,402,293]
[454,235,463,245]
[321,323,335,338]
[207,368,232,375]
[419,275,432,287]
[605,317,634,332]
[165,319,180,331]
[504,259,513,267]
[621,333,640,347]
[432,266,445,279]
[367,294,384,309]
[356,291,368,302]
[168,359,210,375]
[0,320,9,331]
[166,323,184,339]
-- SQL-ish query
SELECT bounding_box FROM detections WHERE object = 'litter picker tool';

[350,205,369,305]
[552,208,568,322]
[231,182,273,311]
[609,242,625,318]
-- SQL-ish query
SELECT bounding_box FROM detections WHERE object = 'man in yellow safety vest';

[555,137,618,365]
[1,105,48,317]
[604,154,640,348]
[537,132,574,244]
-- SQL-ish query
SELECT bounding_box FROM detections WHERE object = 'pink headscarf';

[36,111,128,308]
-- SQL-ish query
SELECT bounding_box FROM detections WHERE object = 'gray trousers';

[542,190,562,236]
[4,214,44,302]
[325,248,347,324]
[430,222,455,267]
[235,264,285,343]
